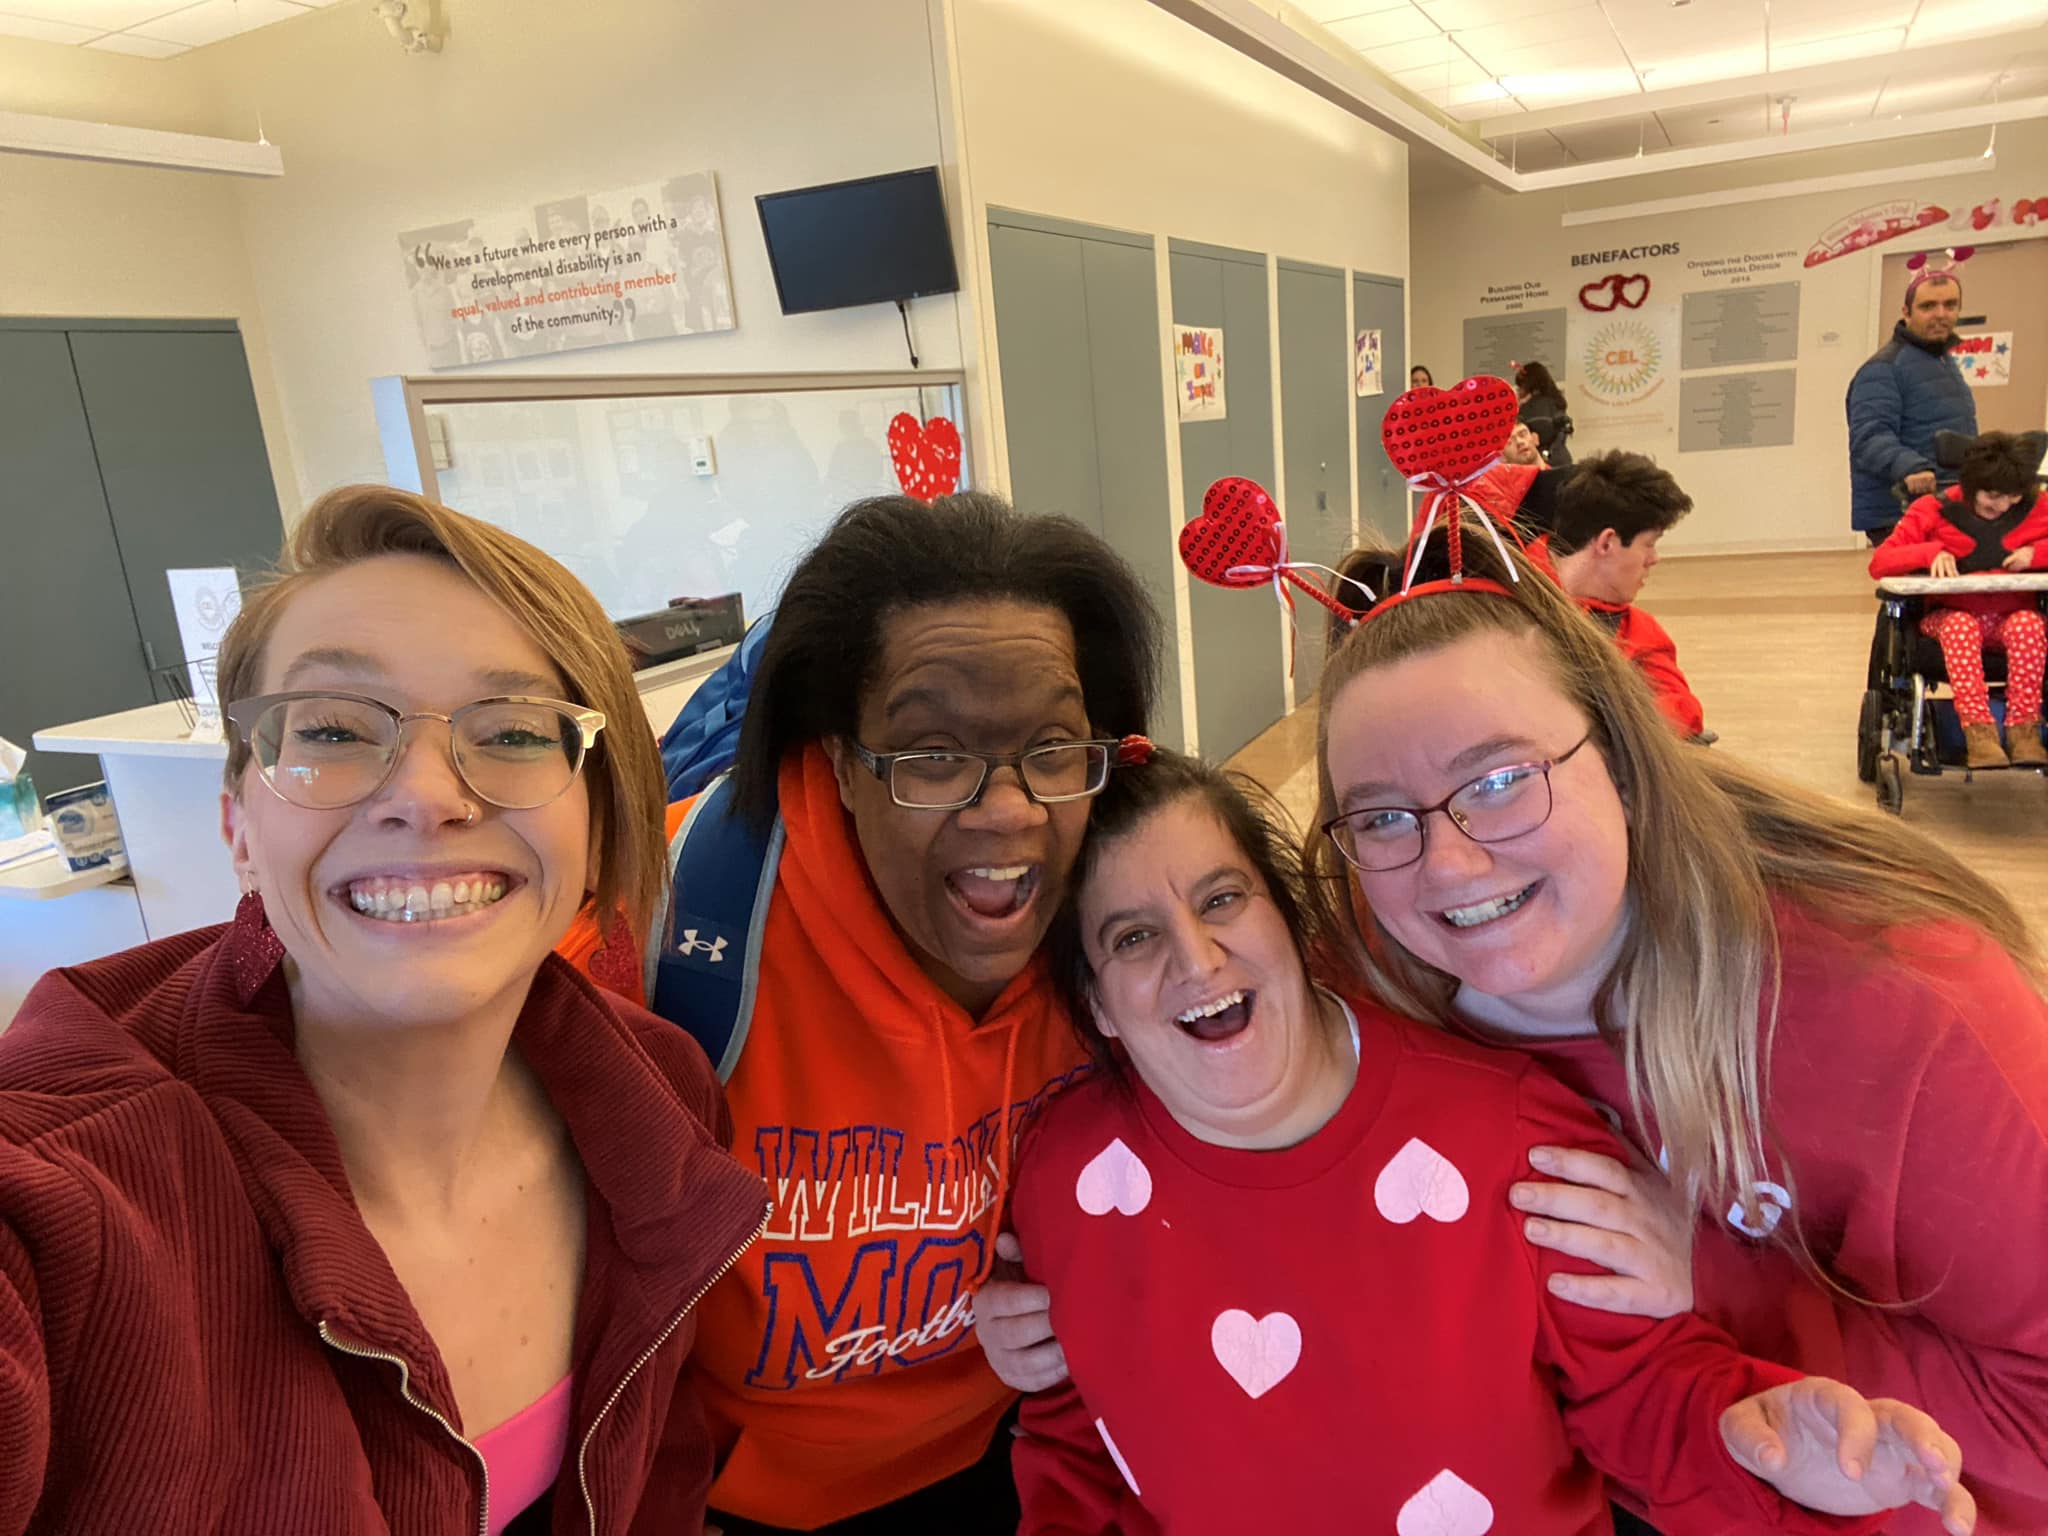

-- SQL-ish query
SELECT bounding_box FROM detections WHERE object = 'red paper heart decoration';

[1577,272,1650,312]
[888,413,962,503]
[1180,477,1281,588]
[1380,378,1519,485]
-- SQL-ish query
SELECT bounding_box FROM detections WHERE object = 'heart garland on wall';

[1577,272,1650,312]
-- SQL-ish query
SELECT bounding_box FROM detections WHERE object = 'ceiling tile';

[86,29,185,53]
[1636,44,1768,86]
[1766,0,1915,41]
[1481,32,1634,73]
[1370,32,1469,69]
[1392,50,1490,83]
[1418,0,1588,32]
[8,0,193,24]
[1449,96,1516,120]
[1767,25,1904,68]
[1331,4,1442,45]
[1552,115,1673,160]
[1655,100,1774,145]
[1499,61,1644,103]
[0,9,102,41]
[1907,0,2048,41]
[1293,0,1412,19]
[132,0,306,42]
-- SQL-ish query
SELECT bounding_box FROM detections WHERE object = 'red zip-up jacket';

[1868,488,2048,616]
[0,925,771,1535]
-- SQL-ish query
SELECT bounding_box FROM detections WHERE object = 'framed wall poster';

[398,171,736,367]
[1174,324,1226,421]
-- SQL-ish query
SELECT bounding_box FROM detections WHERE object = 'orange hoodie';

[560,745,1090,1528]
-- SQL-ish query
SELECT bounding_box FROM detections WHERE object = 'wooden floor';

[1226,549,2048,928]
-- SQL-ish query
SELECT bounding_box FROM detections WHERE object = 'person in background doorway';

[1525,450,1705,739]
[1869,430,2047,768]
[1846,269,1977,546]
[0,487,768,1535]
[1514,361,1574,469]
[1409,364,1434,389]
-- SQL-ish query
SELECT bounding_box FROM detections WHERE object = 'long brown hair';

[216,485,667,943]
[1305,524,2042,1224]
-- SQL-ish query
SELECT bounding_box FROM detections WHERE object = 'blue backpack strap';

[660,615,772,801]
[645,773,784,1082]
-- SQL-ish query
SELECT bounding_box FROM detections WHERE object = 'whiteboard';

[427,380,964,623]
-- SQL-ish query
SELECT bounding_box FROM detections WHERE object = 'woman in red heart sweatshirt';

[1008,750,1971,1536]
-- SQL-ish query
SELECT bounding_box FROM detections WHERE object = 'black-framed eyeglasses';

[224,691,607,812]
[1322,734,1592,872]
[852,739,1120,810]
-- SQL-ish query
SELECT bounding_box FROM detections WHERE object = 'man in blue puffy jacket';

[1845,270,1977,544]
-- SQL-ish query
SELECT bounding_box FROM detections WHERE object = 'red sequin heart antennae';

[1379,378,1526,595]
[1176,477,1372,670]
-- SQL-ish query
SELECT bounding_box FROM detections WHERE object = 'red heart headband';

[1380,378,1524,603]
[1176,378,1527,647]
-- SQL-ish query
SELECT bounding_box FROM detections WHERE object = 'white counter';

[2,646,729,1026]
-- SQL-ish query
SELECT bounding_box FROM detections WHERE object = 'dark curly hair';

[1959,430,2046,505]
[1046,749,1314,1081]
[730,491,1162,830]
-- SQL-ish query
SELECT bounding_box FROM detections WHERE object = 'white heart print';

[1074,1137,1153,1217]
[1209,1309,1301,1400]
[1396,1468,1495,1536]
[1374,1137,1470,1224]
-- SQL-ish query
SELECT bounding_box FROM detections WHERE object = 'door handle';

[142,639,158,672]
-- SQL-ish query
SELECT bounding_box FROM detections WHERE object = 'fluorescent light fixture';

[0,109,283,177]
[1558,152,1995,223]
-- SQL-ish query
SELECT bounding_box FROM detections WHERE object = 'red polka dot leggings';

[1919,606,2047,725]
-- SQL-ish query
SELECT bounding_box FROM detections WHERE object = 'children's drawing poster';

[1174,324,1226,422]
[1355,329,1384,397]
[1953,331,2011,387]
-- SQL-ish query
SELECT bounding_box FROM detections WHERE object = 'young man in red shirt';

[1529,450,1707,739]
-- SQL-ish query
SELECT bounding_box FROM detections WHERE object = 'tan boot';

[2007,717,2047,767]
[1962,721,2008,769]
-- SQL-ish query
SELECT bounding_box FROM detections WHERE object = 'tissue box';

[44,782,128,873]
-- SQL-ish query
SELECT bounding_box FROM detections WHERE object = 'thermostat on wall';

[689,435,717,477]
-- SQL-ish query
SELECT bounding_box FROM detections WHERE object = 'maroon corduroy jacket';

[0,925,771,1535]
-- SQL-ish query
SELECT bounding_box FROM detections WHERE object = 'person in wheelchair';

[1869,431,2048,769]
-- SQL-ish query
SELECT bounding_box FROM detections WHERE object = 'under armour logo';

[676,928,728,963]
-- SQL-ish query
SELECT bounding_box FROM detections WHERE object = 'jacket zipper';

[317,1320,491,1536]
[578,1203,771,1536]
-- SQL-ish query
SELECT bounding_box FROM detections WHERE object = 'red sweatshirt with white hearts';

[1010,999,1880,1536]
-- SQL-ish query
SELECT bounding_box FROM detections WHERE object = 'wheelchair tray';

[1877,574,2048,596]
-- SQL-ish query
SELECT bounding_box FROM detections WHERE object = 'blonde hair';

[217,485,667,944]
[1304,524,2043,1227]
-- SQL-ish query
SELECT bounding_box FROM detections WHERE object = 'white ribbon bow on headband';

[1221,519,1379,617]
[1401,458,1525,595]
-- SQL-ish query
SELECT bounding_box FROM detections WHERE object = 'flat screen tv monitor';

[756,167,959,315]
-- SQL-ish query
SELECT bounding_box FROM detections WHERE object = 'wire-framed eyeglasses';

[852,739,1121,810]
[224,691,606,811]
[1322,735,1593,872]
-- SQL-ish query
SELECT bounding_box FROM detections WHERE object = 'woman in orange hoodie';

[561,491,1161,1533]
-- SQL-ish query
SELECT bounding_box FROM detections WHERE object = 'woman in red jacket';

[1009,748,1971,1535]
[0,487,768,1535]
[1868,430,2047,767]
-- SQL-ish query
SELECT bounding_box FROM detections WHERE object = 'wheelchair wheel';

[1856,690,1882,784]
[1876,753,1905,816]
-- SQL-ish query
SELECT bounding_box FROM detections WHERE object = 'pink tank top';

[474,1373,575,1535]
